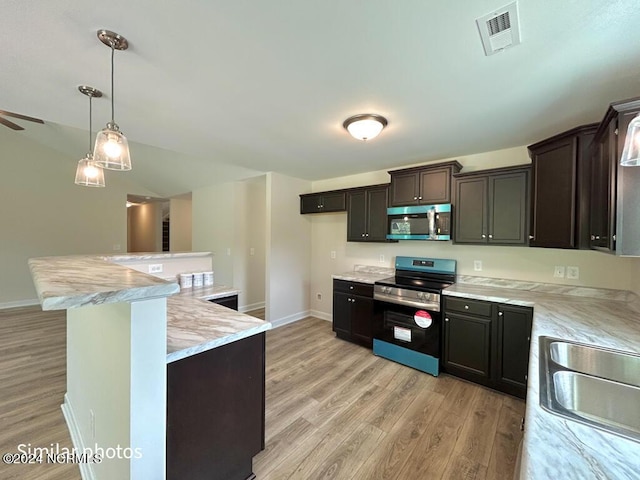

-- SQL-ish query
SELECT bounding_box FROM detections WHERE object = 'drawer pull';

[464,305,469,310]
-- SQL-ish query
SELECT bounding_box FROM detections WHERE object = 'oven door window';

[379,306,440,357]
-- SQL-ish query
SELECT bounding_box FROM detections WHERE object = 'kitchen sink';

[539,336,640,442]
[549,340,640,387]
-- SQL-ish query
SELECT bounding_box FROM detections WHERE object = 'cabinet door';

[530,138,577,248]
[454,177,488,244]
[419,167,451,204]
[320,192,347,212]
[389,172,419,206]
[496,305,532,399]
[443,313,492,383]
[300,194,321,214]
[488,171,529,245]
[332,292,351,335]
[590,121,616,251]
[350,295,374,347]
[366,187,389,241]
[347,190,367,241]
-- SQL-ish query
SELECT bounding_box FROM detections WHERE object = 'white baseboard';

[239,301,265,313]
[309,310,332,321]
[61,394,96,480]
[270,310,311,328]
[0,299,39,310]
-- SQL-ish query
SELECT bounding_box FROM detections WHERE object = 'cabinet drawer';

[444,296,493,318]
[333,279,373,297]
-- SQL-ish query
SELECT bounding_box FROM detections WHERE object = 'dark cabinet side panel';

[530,139,577,248]
[454,177,488,244]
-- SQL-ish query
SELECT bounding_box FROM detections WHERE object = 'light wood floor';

[0,307,523,480]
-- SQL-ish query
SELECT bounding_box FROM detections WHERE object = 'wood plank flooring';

[255,317,526,480]
[0,307,524,480]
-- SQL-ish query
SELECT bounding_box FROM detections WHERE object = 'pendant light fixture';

[75,86,106,187]
[343,114,388,141]
[93,29,131,171]
[620,114,640,166]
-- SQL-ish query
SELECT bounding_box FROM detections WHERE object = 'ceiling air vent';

[476,2,521,56]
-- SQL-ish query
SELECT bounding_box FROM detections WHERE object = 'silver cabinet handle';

[445,318,449,322]
[464,305,469,310]
[365,233,369,237]
[591,235,595,240]
[529,235,534,240]
[488,234,493,239]
[498,312,503,316]
[418,196,422,200]
[361,233,365,237]
[595,236,600,240]
[482,234,486,238]
[349,286,354,290]
[413,196,417,200]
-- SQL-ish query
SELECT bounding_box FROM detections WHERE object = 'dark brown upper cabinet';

[300,190,347,214]
[453,165,530,246]
[388,161,462,207]
[527,124,597,249]
[590,96,640,255]
[347,184,391,242]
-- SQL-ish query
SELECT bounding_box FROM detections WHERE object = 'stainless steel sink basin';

[539,336,640,442]
[549,340,640,387]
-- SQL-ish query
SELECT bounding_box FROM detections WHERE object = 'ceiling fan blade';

[0,110,44,124]
[0,116,24,130]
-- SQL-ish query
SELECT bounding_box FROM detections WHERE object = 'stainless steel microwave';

[387,204,452,241]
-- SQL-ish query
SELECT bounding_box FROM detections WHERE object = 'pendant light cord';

[88,95,93,152]
[110,41,115,124]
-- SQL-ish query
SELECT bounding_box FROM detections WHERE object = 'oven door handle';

[374,292,441,312]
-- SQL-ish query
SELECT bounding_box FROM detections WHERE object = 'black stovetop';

[375,275,453,294]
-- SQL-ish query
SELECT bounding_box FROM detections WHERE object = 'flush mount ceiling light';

[620,114,640,166]
[74,86,106,188]
[343,114,388,141]
[93,29,131,171]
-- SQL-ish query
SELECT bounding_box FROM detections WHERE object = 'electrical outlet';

[112,244,121,251]
[250,247,255,256]
[553,266,565,278]
[474,260,482,271]
[379,254,385,263]
[317,293,322,300]
[90,410,95,441]
[148,264,163,274]
[226,248,231,256]
[330,251,336,259]
[566,266,580,279]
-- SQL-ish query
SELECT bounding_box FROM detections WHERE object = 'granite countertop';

[28,255,179,310]
[103,251,213,262]
[175,284,241,301]
[332,265,395,284]
[443,278,640,480]
[166,295,270,363]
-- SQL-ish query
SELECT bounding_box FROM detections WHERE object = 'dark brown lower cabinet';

[443,297,532,399]
[208,294,238,311]
[332,279,378,347]
[167,333,265,480]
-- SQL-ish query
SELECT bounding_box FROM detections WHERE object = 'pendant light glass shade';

[93,30,131,171]
[343,114,388,141]
[75,153,106,187]
[620,114,640,167]
[93,122,131,170]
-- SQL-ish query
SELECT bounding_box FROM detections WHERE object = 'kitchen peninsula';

[28,253,271,480]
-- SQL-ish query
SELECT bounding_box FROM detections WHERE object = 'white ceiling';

[4,0,640,196]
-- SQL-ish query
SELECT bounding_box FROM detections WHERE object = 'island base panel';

[167,332,265,480]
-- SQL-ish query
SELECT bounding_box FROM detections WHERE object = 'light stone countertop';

[28,255,179,310]
[166,295,270,363]
[103,251,213,262]
[174,284,241,301]
[332,265,395,284]
[443,279,640,480]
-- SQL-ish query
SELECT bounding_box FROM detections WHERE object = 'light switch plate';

[330,251,336,259]
[148,264,163,274]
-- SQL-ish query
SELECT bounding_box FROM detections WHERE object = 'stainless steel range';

[372,256,456,376]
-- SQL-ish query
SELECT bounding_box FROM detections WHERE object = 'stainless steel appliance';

[373,256,456,376]
[386,204,452,240]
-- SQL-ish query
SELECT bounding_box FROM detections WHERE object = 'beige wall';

[127,203,163,253]
[0,128,158,306]
[192,178,267,311]
[308,146,635,317]
[266,172,312,324]
[630,258,640,296]
[169,194,192,251]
